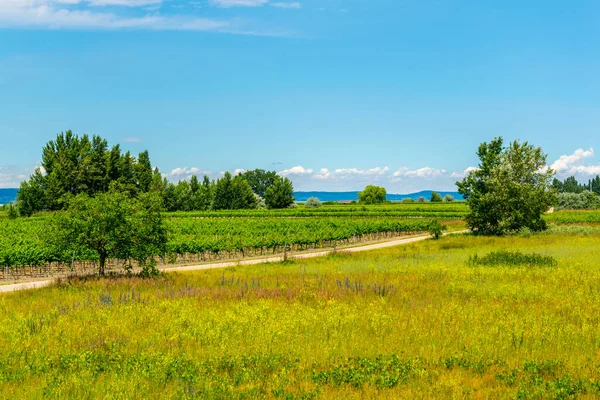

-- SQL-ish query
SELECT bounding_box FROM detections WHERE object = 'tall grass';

[1,232,600,398]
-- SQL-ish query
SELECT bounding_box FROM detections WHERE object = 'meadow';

[2,225,600,398]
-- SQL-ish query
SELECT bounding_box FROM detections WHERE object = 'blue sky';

[0,0,599,192]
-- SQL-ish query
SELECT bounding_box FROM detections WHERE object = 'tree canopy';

[457,137,556,235]
[358,185,387,205]
[50,189,167,276]
[265,176,295,209]
[17,131,161,215]
[430,192,443,202]
[16,131,297,215]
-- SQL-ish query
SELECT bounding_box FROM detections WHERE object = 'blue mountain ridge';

[294,191,463,202]
[0,189,463,205]
[0,189,18,205]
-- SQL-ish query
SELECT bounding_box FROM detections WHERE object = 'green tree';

[51,189,167,276]
[430,192,443,202]
[136,150,154,193]
[562,176,584,193]
[213,172,234,210]
[457,137,556,235]
[417,196,426,203]
[242,169,278,197]
[231,175,257,210]
[444,194,454,202]
[265,176,295,209]
[17,132,160,214]
[592,176,600,196]
[16,168,47,217]
[358,185,387,204]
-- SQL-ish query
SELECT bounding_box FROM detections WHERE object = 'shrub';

[556,191,600,210]
[254,194,266,209]
[427,220,446,239]
[7,204,19,219]
[430,192,443,202]
[401,198,415,203]
[468,250,557,268]
[305,197,322,208]
[444,194,454,202]
[417,196,426,203]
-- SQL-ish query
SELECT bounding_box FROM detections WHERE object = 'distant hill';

[294,191,463,202]
[0,188,18,205]
[0,188,463,205]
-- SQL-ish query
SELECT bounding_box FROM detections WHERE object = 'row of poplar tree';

[552,176,600,195]
[16,132,295,216]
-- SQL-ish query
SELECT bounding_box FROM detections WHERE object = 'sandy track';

[0,231,468,294]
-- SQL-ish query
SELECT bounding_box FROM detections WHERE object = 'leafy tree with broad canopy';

[456,137,556,235]
[358,185,387,204]
[50,188,168,276]
[265,176,295,209]
[242,169,278,198]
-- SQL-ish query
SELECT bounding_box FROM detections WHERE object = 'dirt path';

[0,231,468,294]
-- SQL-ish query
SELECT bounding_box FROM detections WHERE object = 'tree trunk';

[99,253,106,276]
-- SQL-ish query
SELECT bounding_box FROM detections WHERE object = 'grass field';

[2,226,600,398]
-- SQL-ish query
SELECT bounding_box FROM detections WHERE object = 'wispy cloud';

[209,0,268,7]
[0,1,231,30]
[271,2,301,8]
[122,136,143,143]
[210,0,301,8]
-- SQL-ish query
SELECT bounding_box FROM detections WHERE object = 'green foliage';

[213,172,257,210]
[17,131,158,214]
[265,176,295,209]
[312,356,421,389]
[556,190,600,210]
[444,194,454,202]
[427,220,446,239]
[401,197,415,203]
[468,250,558,268]
[242,169,278,198]
[50,189,167,275]
[417,196,426,203]
[6,204,18,219]
[430,192,443,202]
[358,185,387,205]
[305,197,322,208]
[457,137,556,235]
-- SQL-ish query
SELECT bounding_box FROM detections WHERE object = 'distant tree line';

[552,175,600,195]
[16,132,296,216]
[552,176,600,210]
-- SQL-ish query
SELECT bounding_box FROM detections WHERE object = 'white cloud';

[122,136,143,143]
[450,166,478,178]
[233,168,246,176]
[271,2,301,8]
[169,167,205,179]
[0,0,230,30]
[279,165,313,176]
[550,148,595,174]
[209,0,268,7]
[394,167,446,179]
[86,0,162,6]
[313,167,389,180]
